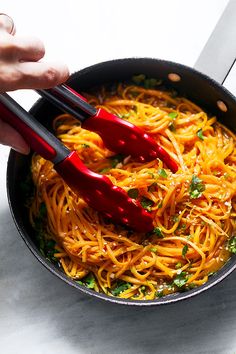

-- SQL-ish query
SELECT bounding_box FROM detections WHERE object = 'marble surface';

[1,1,236,353]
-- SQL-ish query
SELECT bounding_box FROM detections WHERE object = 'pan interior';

[7,58,236,305]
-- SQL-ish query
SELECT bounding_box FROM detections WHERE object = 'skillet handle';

[194,0,236,85]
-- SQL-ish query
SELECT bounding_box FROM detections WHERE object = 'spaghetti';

[29,78,236,300]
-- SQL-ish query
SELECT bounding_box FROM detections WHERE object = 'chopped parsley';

[140,196,154,210]
[44,239,58,263]
[180,223,186,230]
[82,143,90,148]
[132,74,146,84]
[197,129,204,140]
[117,112,131,119]
[172,215,179,223]
[156,290,164,298]
[144,78,162,89]
[169,122,176,132]
[131,74,162,88]
[175,262,182,269]
[127,188,139,199]
[99,167,111,174]
[182,244,189,258]
[189,175,205,199]
[110,154,124,168]
[34,203,47,254]
[78,273,96,289]
[158,169,168,178]
[38,202,47,219]
[158,201,163,209]
[173,271,188,288]
[168,112,178,119]
[150,247,157,253]
[208,271,215,277]
[20,172,34,200]
[228,236,236,254]
[140,285,146,294]
[111,281,131,296]
[153,227,164,238]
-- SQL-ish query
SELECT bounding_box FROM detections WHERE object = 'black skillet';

[6,0,236,305]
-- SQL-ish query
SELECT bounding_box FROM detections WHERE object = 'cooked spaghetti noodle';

[28,78,236,300]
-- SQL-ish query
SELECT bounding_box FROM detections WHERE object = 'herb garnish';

[168,112,178,119]
[82,143,90,148]
[197,129,204,140]
[144,78,161,89]
[175,262,182,269]
[182,244,189,258]
[44,239,58,263]
[140,285,146,294]
[127,188,139,199]
[20,172,34,200]
[78,273,96,289]
[169,122,176,132]
[189,175,205,199]
[111,281,131,296]
[110,154,124,168]
[131,74,162,88]
[99,167,111,174]
[117,112,131,119]
[153,227,164,238]
[34,203,47,254]
[132,74,146,84]
[172,215,179,223]
[228,236,236,254]
[173,271,188,288]
[158,169,168,178]
[156,290,164,298]
[140,196,154,210]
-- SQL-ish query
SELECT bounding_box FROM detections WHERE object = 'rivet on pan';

[168,73,181,82]
[217,100,228,112]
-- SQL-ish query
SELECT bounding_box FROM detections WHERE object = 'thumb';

[0,118,30,154]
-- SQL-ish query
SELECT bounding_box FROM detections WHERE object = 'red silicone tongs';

[0,93,156,232]
[37,84,178,172]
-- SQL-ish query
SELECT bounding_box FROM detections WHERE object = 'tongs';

[0,85,178,232]
[38,85,178,170]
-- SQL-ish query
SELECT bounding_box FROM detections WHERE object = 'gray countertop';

[1,1,236,353]
[2,201,236,354]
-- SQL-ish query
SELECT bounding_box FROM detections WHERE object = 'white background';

[1,1,236,354]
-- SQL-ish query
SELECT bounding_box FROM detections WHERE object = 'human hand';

[0,13,70,154]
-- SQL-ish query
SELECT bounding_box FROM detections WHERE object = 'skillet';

[6,0,236,305]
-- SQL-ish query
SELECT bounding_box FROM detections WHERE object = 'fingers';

[0,60,70,92]
[0,118,30,154]
[14,61,70,90]
[0,13,70,92]
[0,35,45,62]
[13,36,45,62]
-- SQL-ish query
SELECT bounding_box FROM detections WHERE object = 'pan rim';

[7,56,236,306]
